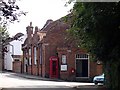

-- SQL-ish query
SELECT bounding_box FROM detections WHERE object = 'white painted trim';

[76,58,89,60]
[75,54,90,78]
[88,54,90,78]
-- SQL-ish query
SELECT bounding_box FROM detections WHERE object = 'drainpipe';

[40,43,42,77]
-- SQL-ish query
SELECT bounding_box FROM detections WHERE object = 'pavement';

[2,71,64,82]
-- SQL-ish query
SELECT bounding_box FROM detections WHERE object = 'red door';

[49,56,58,78]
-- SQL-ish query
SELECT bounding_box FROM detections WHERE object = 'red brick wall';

[38,65,42,76]
[32,65,38,75]
[27,65,31,74]
[57,48,76,80]
[57,48,103,80]
[90,61,97,77]
[13,61,21,73]
[90,61,103,77]
[42,65,46,77]
[96,64,103,75]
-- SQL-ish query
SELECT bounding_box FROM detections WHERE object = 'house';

[21,19,103,81]
[4,34,26,72]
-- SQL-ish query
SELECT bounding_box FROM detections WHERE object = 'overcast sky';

[7,0,74,37]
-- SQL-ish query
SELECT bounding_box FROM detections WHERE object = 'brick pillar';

[21,49,24,73]
[31,45,34,75]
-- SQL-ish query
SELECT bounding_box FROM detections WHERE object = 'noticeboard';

[61,65,67,71]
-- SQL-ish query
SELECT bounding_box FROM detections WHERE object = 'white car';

[93,73,104,85]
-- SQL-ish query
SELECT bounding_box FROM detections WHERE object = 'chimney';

[34,26,38,34]
[26,22,33,37]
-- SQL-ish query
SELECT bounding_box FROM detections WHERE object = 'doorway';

[76,54,89,77]
[49,56,58,78]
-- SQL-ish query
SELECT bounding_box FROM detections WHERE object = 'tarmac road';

[0,72,94,88]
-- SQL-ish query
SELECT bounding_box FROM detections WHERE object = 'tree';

[68,2,120,89]
[0,0,27,27]
[0,26,9,71]
[0,26,9,39]
[0,0,25,71]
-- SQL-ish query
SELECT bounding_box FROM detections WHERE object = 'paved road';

[0,72,94,88]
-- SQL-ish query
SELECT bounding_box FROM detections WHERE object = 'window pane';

[29,48,31,65]
[29,57,31,65]
[34,47,37,65]
[62,55,66,64]
[76,54,89,59]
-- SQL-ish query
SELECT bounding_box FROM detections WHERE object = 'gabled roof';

[40,19,53,31]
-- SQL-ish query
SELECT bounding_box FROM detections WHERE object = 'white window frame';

[62,54,67,64]
[76,54,89,60]
[29,48,32,65]
[75,54,90,78]
[34,47,37,65]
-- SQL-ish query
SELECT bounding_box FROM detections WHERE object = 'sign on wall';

[61,65,67,71]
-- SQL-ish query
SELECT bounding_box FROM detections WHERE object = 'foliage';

[68,2,120,89]
[0,0,27,27]
[0,26,9,40]
[69,2,120,62]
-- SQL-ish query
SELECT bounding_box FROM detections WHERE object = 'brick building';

[13,55,22,73]
[21,19,103,81]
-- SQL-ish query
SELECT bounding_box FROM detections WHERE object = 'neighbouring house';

[4,35,26,72]
[21,19,103,81]
[4,44,13,71]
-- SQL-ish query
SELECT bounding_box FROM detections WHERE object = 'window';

[24,58,28,65]
[29,57,31,65]
[24,57,26,65]
[61,55,67,64]
[24,50,29,65]
[29,48,31,65]
[76,54,89,59]
[34,47,37,65]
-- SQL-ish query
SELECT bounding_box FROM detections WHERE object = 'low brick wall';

[13,61,21,73]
